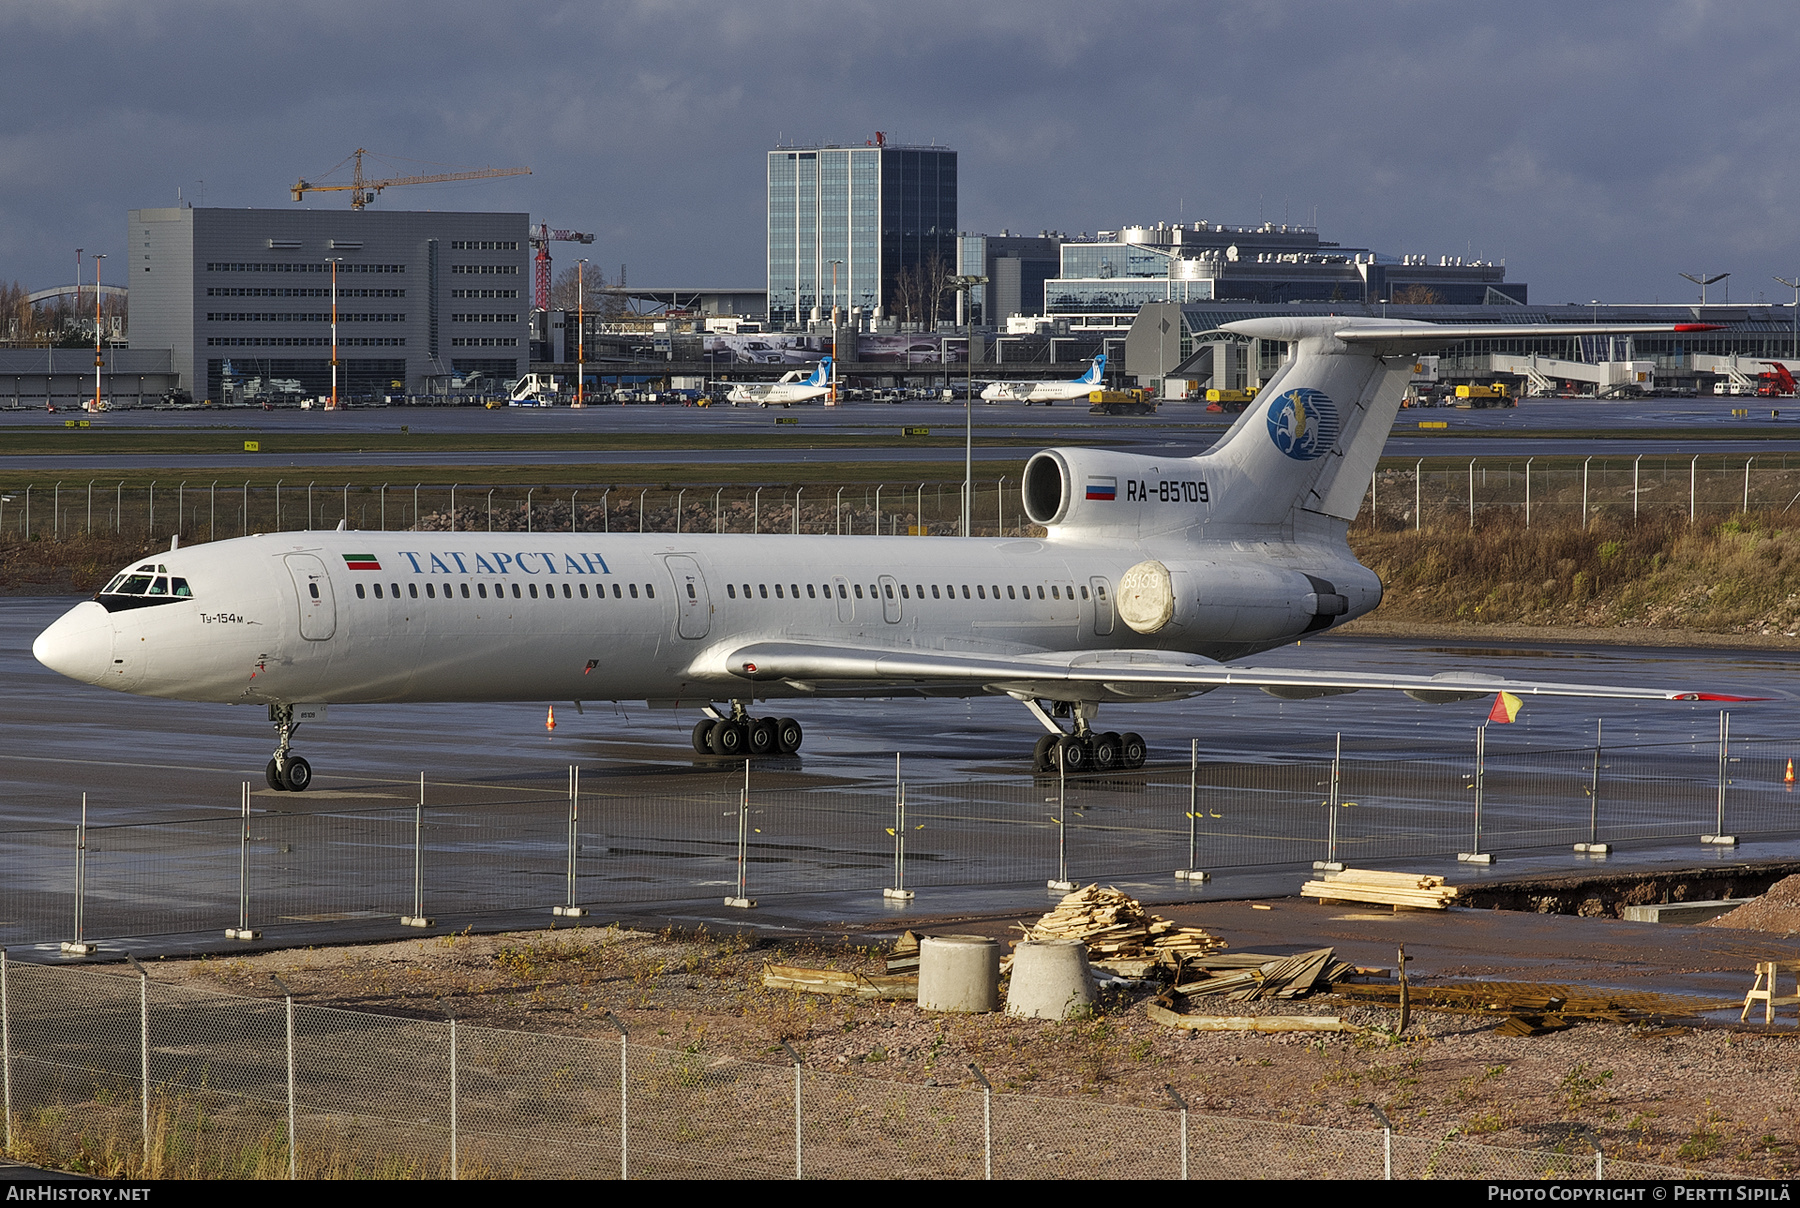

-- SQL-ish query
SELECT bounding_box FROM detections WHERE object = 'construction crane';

[531,223,597,311]
[291,148,531,210]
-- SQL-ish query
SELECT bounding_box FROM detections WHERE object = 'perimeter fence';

[2,724,1796,950]
[9,454,1800,544]
[0,959,1706,1180]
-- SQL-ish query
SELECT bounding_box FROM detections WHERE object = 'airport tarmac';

[6,594,1800,957]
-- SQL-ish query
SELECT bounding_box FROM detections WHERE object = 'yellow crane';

[291,148,531,209]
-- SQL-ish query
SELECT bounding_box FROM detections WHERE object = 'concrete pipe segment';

[917,935,1002,1013]
[1005,939,1097,1020]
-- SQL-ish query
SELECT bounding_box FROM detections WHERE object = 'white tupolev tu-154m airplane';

[35,316,1752,792]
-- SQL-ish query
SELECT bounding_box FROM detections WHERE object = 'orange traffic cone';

[1786,757,1794,787]
[546,706,557,732]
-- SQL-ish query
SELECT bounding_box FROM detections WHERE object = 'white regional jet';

[980,355,1107,404]
[34,317,1750,792]
[726,357,832,406]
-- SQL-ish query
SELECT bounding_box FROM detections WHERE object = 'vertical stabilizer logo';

[1265,388,1340,461]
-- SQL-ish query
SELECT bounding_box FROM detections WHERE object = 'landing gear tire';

[281,756,313,793]
[1055,735,1091,772]
[775,717,803,755]
[1120,732,1147,770]
[265,758,286,792]
[747,718,778,756]
[1092,731,1122,772]
[1032,734,1059,771]
[692,718,716,755]
[709,720,746,757]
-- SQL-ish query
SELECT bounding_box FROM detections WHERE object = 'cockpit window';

[147,577,168,596]
[104,574,126,593]
[119,575,154,595]
[172,578,191,597]
[97,567,194,612]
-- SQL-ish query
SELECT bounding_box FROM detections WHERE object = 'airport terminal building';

[129,206,530,400]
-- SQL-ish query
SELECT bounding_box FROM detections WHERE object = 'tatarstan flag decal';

[342,554,381,571]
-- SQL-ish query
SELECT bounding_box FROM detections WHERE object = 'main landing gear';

[1022,699,1147,773]
[691,702,803,759]
[265,703,313,792]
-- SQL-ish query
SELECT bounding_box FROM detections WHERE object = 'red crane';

[530,223,596,311]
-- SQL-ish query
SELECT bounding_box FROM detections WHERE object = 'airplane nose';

[33,601,115,686]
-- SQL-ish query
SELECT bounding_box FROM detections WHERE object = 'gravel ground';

[1704,873,1800,935]
[146,902,1800,1180]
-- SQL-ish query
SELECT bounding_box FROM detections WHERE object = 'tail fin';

[1079,354,1106,385]
[808,356,832,387]
[1201,317,1722,531]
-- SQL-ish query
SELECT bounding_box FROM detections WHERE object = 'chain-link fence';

[2,725,1795,949]
[0,959,1707,1180]
[12,455,1800,546]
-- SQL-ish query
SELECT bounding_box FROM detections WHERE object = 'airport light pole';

[575,259,588,407]
[949,274,987,536]
[828,259,842,406]
[328,258,343,410]
[1680,271,1729,306]
[1776,277,1800,361]
[90,254,104,413]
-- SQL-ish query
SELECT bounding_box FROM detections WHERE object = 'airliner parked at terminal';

[980,355,1106,404]
[35,317,1747,792]
[727,357,832,406]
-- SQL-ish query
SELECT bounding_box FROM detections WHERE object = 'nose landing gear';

[265,704,313,792]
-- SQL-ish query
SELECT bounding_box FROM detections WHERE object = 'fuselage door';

[284,553,337,641]
[878,574,902,624]
[664,555,711,640]
[832,576,852,623]
[1090,576,1114,637]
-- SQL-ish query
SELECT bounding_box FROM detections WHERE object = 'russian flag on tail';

[1488,691,1523,724]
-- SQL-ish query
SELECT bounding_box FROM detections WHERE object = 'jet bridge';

[1486,352,1655,398]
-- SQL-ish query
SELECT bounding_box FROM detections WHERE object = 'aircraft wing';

[720,640,1760,703]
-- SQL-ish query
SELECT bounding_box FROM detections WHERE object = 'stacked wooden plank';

[1301,868,1461,910]
[761,963,918,1000]
[1173,948,1354,1001]
[1015,885,1225,972]
[1331,979,1736,1022]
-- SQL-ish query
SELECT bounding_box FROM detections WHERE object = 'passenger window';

[511,583,521,598]
[775,585,784,598]
[373,583,383,599]
[727,584,736,599]
[391,583,399,597]
[171,578,192,597]
[837,584,847,598]
[645,585,653,599]
[478,584,487,599]
[579,584,588,599]
[1007,586,1016,600]
[148,577,168,596]
[854,584,863,599]
[686,583,696,600]
[529,584,538,599]
[444,583,452,597]
[991,585,1000,598]
[977,585,985,599]
[759,585,768,598]
[1097,585,1107,599]
[806,584,816,599]
[931,585,940,599]
[1050,586,1059,599]
[790,584,799,598]
[1037,586,1045,599]
[355,583,366,599]
[629,584,638,599]
[409,583,418,599]
[868,585,877,598]
[426,584,436,599]
[899,585,908,599]
[613,584,622,598]
[1080,586,1089,599]
[460,584,469,598]
[961,585,970,599]
[915,585,924,598]
[562,584,571,598]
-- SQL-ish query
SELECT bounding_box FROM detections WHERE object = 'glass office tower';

[767,143,956,325]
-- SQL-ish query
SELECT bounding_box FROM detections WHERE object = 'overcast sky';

[6,0,1798,306]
